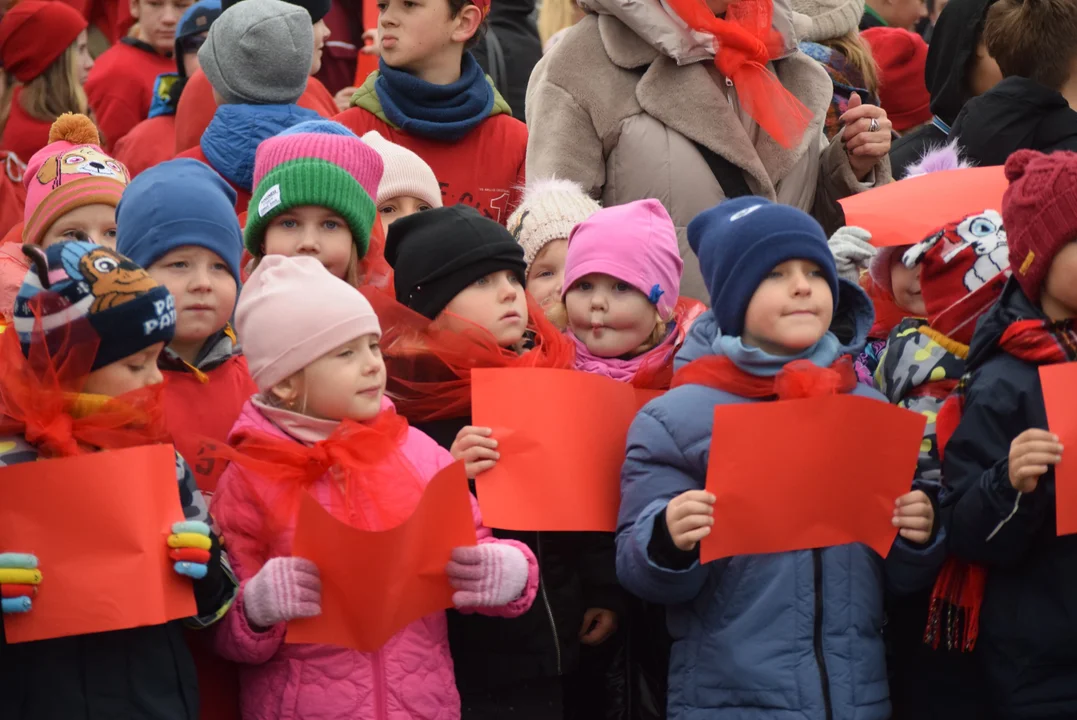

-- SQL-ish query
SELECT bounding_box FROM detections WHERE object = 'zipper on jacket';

[536,534,562,675]
[373,648,387,720]
[812,550,834,720]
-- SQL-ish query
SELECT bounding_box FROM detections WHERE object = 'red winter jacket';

[85,38,175,150]
[112,114,176,177]
[334,75,526,225]
[1,89,54,164]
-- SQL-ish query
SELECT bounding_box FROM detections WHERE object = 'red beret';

[0,1,87,83]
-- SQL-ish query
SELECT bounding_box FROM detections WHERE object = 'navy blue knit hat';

[687,197,839,337]
[13,241,176,371]
[116,159,243,288]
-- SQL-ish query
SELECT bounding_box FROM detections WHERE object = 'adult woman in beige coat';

[525,0,893,302]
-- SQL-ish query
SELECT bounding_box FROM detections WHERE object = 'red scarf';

[671,354,858,398]
[662,0,810,148]
[927,317,1077,652]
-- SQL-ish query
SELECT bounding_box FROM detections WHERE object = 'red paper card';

[700,394,926,562]
[838,166,1007,247]
[472,367,659,532]
[286,462,478,653]
[0,444,197,643]
[1040,363,1077,535]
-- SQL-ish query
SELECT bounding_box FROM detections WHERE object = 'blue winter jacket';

[616,280,939,720]
[201,103,320,191]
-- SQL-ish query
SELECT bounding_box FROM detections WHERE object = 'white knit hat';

[360,131,442,209]
[507,178,601,269]
[790,0,864,42]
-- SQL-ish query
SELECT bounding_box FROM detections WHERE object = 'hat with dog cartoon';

[23,114,131,248]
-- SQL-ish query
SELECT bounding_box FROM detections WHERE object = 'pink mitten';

[446,544,529,608]
[243,557,322,629]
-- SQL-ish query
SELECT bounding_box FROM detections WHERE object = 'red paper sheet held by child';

[472,367,659,532]
[0,444,197,643]
[1040,363,1077,535]
[700,394,926,563]
[286,462,478,653]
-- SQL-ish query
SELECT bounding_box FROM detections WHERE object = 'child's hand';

[0,552,41,614]
[579,608,618,646]
[447,545,529,608]
[167,521,212,580]
[892,491,934,544]
[244,557,322,629]
[1009,429,1063,494]
[664,490,716,552]
[451,426,500,477]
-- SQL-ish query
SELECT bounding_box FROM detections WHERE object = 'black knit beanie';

[386,205,527,319]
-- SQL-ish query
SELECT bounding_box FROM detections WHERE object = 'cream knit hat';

[360,131,442,209]
[507,178,601,270]
[790,0,864,42]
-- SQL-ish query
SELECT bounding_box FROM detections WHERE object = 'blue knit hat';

[116,159,243,287]
[687,197,839,337]
[14,242,176,371]
[277,120,358,139]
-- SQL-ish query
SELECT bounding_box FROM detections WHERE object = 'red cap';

[0,1,87,83]
[862,27,931,133]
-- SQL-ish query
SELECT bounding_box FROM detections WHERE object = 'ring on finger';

[868,118,879,133]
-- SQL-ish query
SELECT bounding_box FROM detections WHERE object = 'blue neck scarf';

[374,54,494,142]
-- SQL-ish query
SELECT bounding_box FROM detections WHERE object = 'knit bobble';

[1005,149,1037,183]
[47,113,101,146]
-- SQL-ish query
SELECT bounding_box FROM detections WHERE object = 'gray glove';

[828,226,876,284]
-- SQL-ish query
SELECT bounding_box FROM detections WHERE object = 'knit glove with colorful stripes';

[0,553,42,614]
[168,521,212,580]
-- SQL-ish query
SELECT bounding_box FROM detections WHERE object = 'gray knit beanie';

[790,0,864,42]
[198,0,314,105]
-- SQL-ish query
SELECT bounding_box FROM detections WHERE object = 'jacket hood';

[966,275,1045,372]
[925,0,996,125]
[675,277,874,376]
[200,103,321,190]
[577,0,798,65]
[952,77,1077,167]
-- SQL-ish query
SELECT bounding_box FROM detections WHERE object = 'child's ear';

[269,375,301,406]
[450,4,483,44]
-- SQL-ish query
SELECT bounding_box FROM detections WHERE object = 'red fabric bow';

[671,355,858,399]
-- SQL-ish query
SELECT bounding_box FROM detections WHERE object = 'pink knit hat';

[236,254,382,392]
[23,114,130,247]
[561,199,683,320]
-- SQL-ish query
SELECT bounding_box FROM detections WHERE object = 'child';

[85,0,192,150]
[117,158,256,493]
[506,177,599,309]
[335,0,528,225]
[0,1,93,162]
[380,205,613,718]
[245,120,383,286]
[361,129,443,235]
[0,240,236,717]
[177,0,323,213]
[938,150,1077,716]
[616,197,936,719]
[208,254,537,720]
[874,210,1009,719]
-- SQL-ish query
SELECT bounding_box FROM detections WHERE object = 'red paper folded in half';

[1040,363,1077,536]
[472,367,660,532]
[700,394,926,563]
[838,166,1007,248]
[286,462,478,653]
[0,444,197,643]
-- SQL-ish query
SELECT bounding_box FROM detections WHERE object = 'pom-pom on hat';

[22,114,131,248]
[361,131,442,210]
[14,241,176,371]
[560,199,682,320]
[507,178,600,271]
[0,1,86,84]
[1001,149,1077,303]
[246,121,383,260]
[236,255,382,392]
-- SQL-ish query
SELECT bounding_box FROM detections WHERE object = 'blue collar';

[932,115,951,136]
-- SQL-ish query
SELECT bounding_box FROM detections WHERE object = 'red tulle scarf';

[0,313,169,458]
[363,288,576,424]
[662,0,810,148]
[671,354,858,399]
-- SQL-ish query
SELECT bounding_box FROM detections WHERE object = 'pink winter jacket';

[210,399,539,720]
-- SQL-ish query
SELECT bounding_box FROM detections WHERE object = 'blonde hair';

[538,0,583,45]
[18,42,88,127]
[0,71,15,138]
[546,300,668,356]
[823,30,879,96]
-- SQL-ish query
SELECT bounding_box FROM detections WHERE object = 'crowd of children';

[0,0,1076,718]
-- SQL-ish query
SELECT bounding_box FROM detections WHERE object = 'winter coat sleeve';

[942,368,1051,568]
[524,79,605,200]
[813,130,892,234]
[616,408,715,605]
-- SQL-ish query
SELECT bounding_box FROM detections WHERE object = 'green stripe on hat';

[245,157,376,260]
